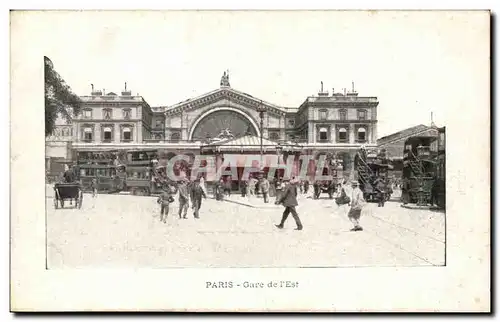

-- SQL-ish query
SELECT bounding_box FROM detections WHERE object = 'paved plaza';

[46,186,445,269]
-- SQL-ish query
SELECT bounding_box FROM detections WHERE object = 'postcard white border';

[9,9,491,312]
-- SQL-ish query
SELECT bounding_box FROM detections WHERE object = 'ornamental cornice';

[164,89,287,117]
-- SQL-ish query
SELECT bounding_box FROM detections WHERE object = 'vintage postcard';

[10,10,490,312]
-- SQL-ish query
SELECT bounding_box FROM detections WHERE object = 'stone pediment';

[164,87,287,117]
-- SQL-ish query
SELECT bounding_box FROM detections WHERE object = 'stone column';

[114,124,121,143]
[95,123,101,142]
[308,122,315,143]
[349,125,355,144]
[137,122,143,142]
[372,123,378,143]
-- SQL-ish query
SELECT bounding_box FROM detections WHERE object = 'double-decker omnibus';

[75,150,125,193]
[401,135,439,206]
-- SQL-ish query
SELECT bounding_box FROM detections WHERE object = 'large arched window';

[190,110,258,140]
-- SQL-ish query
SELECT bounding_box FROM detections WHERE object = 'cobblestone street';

[46,186,445,268]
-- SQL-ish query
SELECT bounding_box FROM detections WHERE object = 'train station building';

[46,72,380,176]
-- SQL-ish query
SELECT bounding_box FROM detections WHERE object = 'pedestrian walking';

[374,177,386,207]
[199,175,207,195]
[313,180,321,199]
[260,177,270,203]
[190,179,207,219]
[224,177,232,197]
[348,181,366,231]
[274,178,303,231]
[91,178,98,198]
[275,178,284,202]
[304,180,310,195]
[248,177,256,197]
[177,179,190,219]
[215,179,224,201]
[240,180,248,198]
[157,186,174,223]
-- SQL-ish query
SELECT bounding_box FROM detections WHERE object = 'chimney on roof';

[318,81,328,96]
[346,81,359,96]
[91,83,102,96]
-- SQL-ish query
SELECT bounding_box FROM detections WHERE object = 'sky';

[25,10,489,138]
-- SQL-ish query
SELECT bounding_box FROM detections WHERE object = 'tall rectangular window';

[123,109,131,120]
[103,127,112,142]
[358,109,366,120]
[122,127,132,141]
[339,110,347,121]
[319,127,328,141]
[338,128,347,142]
[319,110,327,120]
[103,109,112,120]
[83,110,92,119]
[83,128,93,141]
[357,127,366,142]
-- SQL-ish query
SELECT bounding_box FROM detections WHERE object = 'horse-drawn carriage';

[53,182,83,209]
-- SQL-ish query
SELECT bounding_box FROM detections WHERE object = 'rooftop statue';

[220,70,231,87]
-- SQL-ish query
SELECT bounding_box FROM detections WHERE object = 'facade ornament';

[217,128,234,140]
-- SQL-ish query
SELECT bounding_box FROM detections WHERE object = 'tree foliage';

[44,56,81,136]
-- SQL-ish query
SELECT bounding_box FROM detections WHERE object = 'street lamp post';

[256,102,266,170]
[276,143,283,179]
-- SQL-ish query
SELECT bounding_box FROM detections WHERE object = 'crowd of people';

[153,172,379,233]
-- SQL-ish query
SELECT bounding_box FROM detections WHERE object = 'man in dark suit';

[274,178,303,231]
[190,179,207,219]
[177,179,190,219]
